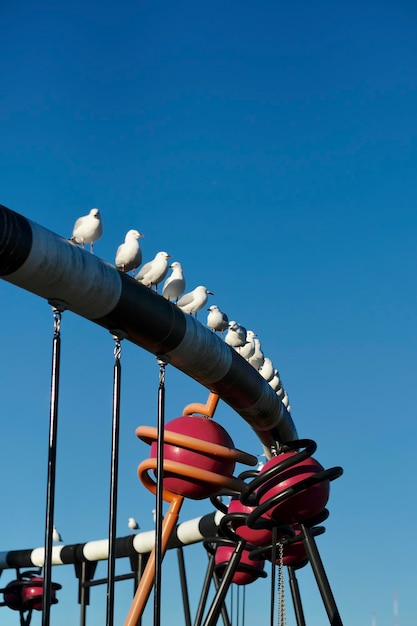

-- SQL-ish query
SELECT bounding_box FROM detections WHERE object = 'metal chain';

[53,308,62,337]
[113,337,122,361]
[277,541,286,626]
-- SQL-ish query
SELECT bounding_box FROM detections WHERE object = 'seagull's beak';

[139,233,145,238]
[207,291,214,295]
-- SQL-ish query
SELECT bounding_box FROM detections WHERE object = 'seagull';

[259,357,275,382]
[177,286,214,317]
[236,329,257,360]
[52,526,62,543]
[162,261,186,302]
[207,305,229,334]
[136,251,171,291]
[248,338,264,370]
[281,391,290,408]
[70,208,102,253]
[128,517,139,532]
[115,229,144,274]
[225,321,247,348]
[269,369,282,392]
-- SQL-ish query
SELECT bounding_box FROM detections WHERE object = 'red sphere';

[215,545,265,585]
[257,453,329,523]
[3,581,23,611]
[21,577,45,611]
[227,498,273,546]
[150,416,236,499]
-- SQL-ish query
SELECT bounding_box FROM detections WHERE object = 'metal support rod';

[212,571,231,626]
[154,357,167,626]
[42,304,63,626]
[202,540,246,626]
[106,333,124,626]
[177,548,192,626]
[194,552,216,626]
[287,567,306,626]
[299,524,344,626]
[75,561,98,626]
[270,527,278,626]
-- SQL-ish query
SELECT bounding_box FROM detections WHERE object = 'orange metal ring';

[136,425,257,467]
[138,457,251,497]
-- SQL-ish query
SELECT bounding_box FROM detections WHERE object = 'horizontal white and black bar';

[0,204,297,448]
[0,512,223,570]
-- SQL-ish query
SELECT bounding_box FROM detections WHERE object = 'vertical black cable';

[106,331,124,626]
[42,302,65,626]
[154,356,168,626]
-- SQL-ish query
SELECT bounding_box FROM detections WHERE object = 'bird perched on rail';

[128,517,139,532]
[225,321,247,348]
[115,229,144,274]
[162,261,186,302]
[236,329,257,360]
[177,286,214,317]
[207,305,229,334]
[248,337,264,370]
[268,369,281,392]
[70,208,102,253]
[136,251,171,291]
[53,526,62,543]
[259,356,275,382]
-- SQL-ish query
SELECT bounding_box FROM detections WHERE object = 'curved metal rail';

[0,204,297,450]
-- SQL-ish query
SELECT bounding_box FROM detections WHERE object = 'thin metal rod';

[288,566,306,626]
[42,307,62,626]
[194,552,216,626]
[154,359,167,626]
[270,527,277,626]
[202,540,245,626]
[177,547,192,626]
[299,524,344,626]
[106,336,123,626]
[212,571,231,626]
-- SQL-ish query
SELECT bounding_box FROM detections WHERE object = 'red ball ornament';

[257,452,330,523]
[215,545,265,585]
[3,581,23,611]
[150,416,236,499]
[227,498,273,547]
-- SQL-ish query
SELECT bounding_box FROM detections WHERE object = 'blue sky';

[1,0,416,624]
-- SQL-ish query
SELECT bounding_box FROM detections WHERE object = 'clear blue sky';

[1,1,416,624]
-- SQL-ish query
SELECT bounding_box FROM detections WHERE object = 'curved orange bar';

[136,425,257,467]
[182,391,220,418]
[138,457,251,497]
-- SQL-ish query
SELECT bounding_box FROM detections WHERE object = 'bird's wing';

[136,260,152,279]
[177,292,194,307]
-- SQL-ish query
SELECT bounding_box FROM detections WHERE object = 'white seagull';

[177,286,214,317]
[136,251,171,291]
[207,305,229,334]
[269,369,282,392]
[70,208,102,253]
[128,517,139,532]
[259,357,275,382]
[236,329,257,360]
[115,229,144,274]
[52,526,62,543]
[162,261,186,302]
[248,338,264,370]
[225,321,247,348]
